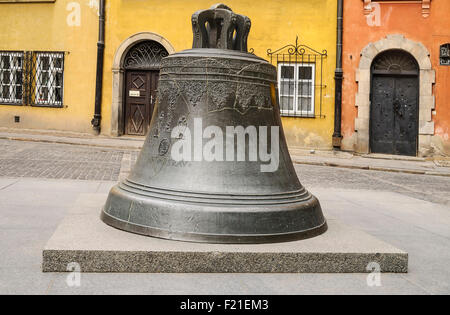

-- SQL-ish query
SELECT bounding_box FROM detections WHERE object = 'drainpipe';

[332,0,344,148]
[91,0,106,134]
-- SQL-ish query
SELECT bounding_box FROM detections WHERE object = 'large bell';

[101,4,327,244]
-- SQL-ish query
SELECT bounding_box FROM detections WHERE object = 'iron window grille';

[0,51,24,105]
[0,51,65,107]
[268,37,327,118]
[30,52,65,107]
[440,44,450,66]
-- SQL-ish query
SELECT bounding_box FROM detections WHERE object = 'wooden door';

[124,71,159,136]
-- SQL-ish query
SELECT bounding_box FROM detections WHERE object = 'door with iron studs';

[370,76,419,156]
[370,50,419,157]
[124,71,159,136]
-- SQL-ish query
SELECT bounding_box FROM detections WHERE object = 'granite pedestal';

[42,194,408,273]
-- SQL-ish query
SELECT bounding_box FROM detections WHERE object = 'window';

[0,51,65,107]
[268,37,327,118]
[34,52,64,107]
[278,63,315,117]
[0,52,24,105]
[440,44,450,66]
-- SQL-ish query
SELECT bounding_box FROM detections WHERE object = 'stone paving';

[0,139,135,181]
[2,129,450,177]
[296,164,450,206]
[0,138,449,205]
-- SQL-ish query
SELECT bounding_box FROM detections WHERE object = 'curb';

[0,135,143,150]
[293,160,450,178]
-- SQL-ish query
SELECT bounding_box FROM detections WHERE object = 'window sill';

[280,113,317,118]
[0,103,24,106]
[31,104,65,108]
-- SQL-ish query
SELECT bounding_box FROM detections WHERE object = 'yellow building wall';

[102,0,337,149]
[0,0,98,133]
[0,0,337,149]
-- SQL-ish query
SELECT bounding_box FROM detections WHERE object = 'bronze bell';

[101,4,327,244]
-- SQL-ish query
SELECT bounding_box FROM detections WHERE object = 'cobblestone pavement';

[0,139,138,181]
[1,139,449,205]
[295,164,450,205]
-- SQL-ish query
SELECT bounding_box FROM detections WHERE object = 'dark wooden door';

[124,71,159,136]
[370,75,419,156]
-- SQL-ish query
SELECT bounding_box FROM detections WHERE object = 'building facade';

[340,0,450,156]
[0,0,337,150]
[0,0,98,133]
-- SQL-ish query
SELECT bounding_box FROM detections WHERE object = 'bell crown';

[191,3,251,53]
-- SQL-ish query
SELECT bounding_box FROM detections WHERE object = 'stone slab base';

[42,194,408,273]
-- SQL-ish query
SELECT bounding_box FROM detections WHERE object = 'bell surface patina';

[101,4,327,243]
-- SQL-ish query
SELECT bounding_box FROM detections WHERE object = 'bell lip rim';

[100,209,328,245]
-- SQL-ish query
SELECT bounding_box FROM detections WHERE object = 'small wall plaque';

[129,90,140,97]
[440,44,450,66]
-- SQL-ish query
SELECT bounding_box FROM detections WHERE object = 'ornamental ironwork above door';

[123,41,169,70]
[372,49,419,75]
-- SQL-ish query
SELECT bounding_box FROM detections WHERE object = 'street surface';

[0,139,449,294]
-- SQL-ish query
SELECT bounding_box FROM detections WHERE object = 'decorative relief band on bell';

[160,57,277,79]
[159,74,276,85]
[157,80,274,115]
[155,56,278,114]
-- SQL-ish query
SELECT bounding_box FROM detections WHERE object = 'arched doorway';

[370,49,419,156]
[122,41,168,136]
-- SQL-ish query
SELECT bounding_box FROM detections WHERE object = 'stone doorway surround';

[111,32,176,136]
[354,34,435,156]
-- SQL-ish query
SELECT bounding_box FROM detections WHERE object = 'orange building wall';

[341,0,450,154]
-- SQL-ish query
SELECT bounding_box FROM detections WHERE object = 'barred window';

[0,52,24,105]
[268,37,327,118]
[34,52,64,107]
[0,51,65,107]
[278,63,315,116]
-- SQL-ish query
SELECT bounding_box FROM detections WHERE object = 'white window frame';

[35,52,64,107]
[0,52,24,104]
[277,63,315,116]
